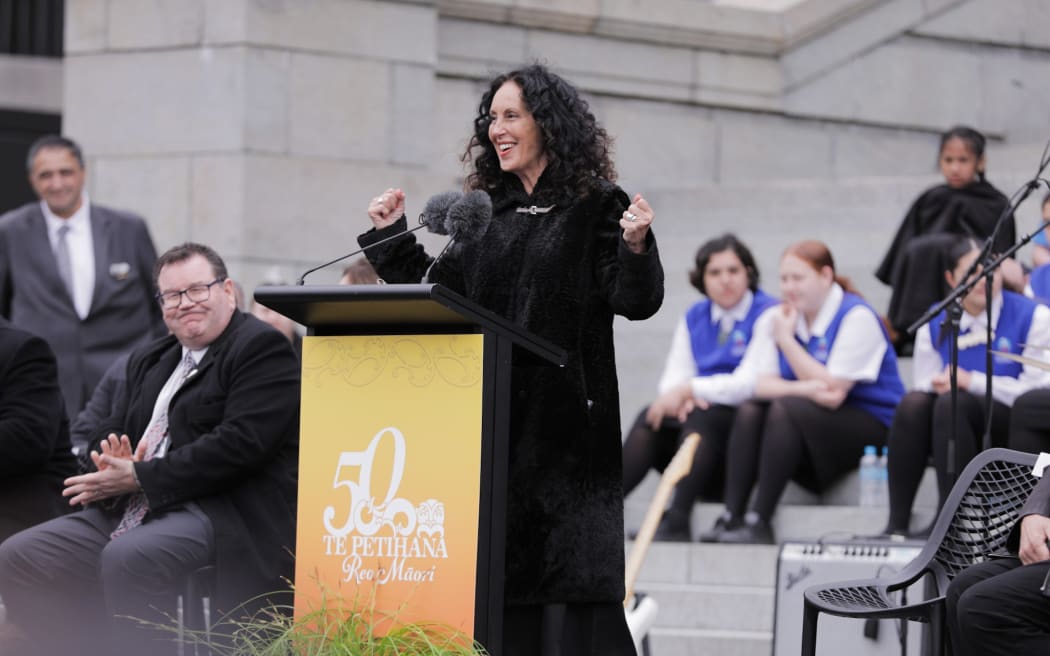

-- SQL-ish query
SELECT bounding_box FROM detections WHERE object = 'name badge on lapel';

[109,262,131,281]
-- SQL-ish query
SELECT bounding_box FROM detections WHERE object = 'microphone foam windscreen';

[421,191,462,235]
[446,190,493,242]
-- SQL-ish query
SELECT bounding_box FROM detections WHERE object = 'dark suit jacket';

[0,317,76,543]
[90,312,301,614]
[0,202,166,419]
[70,352,130,469]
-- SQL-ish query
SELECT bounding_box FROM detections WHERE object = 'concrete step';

[625,466,941,542]
[625,528,928,656]
[622,462,939,655]
[647,626,771,656]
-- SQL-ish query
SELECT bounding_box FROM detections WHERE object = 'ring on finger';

[625,211,637,222]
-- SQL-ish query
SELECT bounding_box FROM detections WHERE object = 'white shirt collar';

[182,346,209,365]
[41,194,90,236]
[797,283,844,342]
[959,293,1003,333]
[711,289,754,326]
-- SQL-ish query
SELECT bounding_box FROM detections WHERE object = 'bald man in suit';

[0,135,165,419]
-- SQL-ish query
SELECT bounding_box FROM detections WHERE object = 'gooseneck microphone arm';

[295,214,426,286]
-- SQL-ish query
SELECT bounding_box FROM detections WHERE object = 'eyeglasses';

[155,278,225,309]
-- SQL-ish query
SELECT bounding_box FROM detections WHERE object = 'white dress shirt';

[43,195,94,319]
[147,347,208,459]
[741,284,888,384]
[656,290,778,406]
[912,294,1050,406]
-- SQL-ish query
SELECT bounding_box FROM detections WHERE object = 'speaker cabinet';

[774,540,926,656]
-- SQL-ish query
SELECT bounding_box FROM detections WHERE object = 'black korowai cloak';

[876,180,1014,335]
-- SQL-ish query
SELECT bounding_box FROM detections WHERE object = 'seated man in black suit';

[0,242,301,656]
[945,471,1050,654]
[0,317,75,542]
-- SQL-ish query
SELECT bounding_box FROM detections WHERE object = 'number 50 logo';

[323,427,417,538]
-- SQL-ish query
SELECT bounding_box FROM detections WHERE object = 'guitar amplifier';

[773,539,926,656]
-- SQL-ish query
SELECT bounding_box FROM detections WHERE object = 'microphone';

[445,190,492,242]
[422,190,493,282]
[296,190,492,285]
[297,210,431,285]
[420,191,462,236]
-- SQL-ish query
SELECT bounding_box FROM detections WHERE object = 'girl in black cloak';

[876,126,1014,354]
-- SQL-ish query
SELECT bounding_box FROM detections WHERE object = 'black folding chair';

[178,564,215,656]
[800,447,1039,656]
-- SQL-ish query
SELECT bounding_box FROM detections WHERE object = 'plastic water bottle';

[877,447,889,508]
[859,445,880,508]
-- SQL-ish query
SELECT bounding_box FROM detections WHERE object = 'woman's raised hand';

[368,188,406,229]
[620,193,654,254]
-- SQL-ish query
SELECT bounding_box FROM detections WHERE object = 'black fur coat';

[359,173,664,604]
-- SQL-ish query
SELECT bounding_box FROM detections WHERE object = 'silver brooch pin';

[516,205,555,215]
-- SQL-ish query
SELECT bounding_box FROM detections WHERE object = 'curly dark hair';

[688,233,760,295]
[462,63,616,198]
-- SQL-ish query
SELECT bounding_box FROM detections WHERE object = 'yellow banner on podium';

[294,334,484,635]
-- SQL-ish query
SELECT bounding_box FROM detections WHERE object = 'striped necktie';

[110,352,197,538]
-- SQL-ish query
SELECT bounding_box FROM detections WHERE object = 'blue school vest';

[928,291,1036,378]
[685,289,778,376]
[777,293,905,426]
[1029,264,1050,304]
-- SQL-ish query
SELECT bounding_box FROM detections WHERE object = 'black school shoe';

[626,509,691,542]
[698,511,742,543]
[715,514,775,545]
[651,509,692,542]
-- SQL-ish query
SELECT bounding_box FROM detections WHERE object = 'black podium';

[255,283,566,653]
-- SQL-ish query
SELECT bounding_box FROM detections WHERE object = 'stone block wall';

[10,0,1047,421]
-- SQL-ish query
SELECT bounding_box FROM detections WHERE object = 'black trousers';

[1009,388,1050,454]
[946,557,1050,655]
[0,504,213,656]
[723,397,886,521]
[621,404,735,515]
[885,390,1010,533]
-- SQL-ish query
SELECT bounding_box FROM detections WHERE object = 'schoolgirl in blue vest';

[622,234,777,541]
[1024,193,1050,303]
[884,236,1050,536]
[702,240,905,544]
[1008,193,1050,458]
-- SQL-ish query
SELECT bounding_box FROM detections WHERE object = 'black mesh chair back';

[800,448,1039,656]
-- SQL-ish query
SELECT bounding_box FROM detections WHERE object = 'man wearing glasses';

[0,242,301,656]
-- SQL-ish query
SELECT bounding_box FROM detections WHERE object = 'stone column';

[64,0,450,288]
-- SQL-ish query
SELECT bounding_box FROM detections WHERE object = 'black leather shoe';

[716,515,775,545]
[698,512,741,543]
[651,511,692,542]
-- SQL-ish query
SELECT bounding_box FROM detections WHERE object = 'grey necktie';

[54,223,74,300]
[718,317,734,345]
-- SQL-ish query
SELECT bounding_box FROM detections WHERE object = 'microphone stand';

[945,299,962,492]
[908,141,1050,487]
[296,214,428,285]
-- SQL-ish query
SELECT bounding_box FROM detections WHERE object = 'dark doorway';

[0,109,62,214]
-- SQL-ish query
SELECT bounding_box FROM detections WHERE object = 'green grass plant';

[156,588,489,656]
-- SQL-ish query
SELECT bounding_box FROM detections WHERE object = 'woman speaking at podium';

[358,63,664,656]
